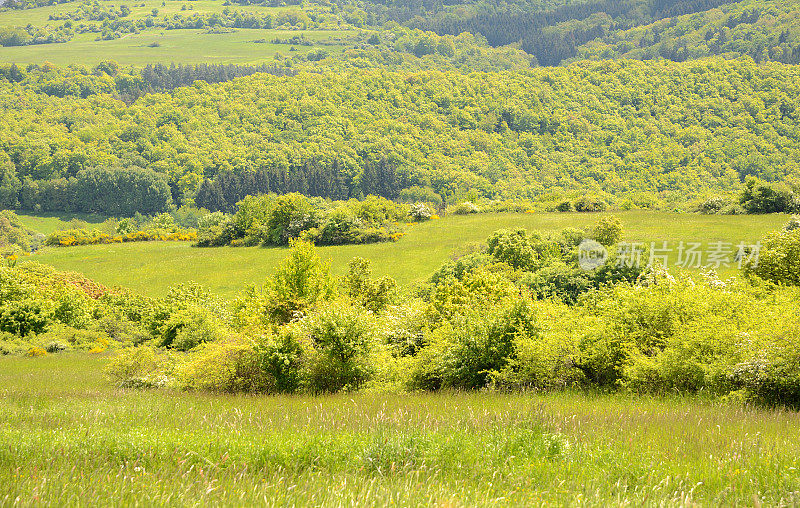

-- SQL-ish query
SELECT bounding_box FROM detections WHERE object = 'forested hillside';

[1,58,799,213]
[4,0,800,67]
[347,0,800,65]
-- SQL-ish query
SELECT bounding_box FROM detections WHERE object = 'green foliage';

[592,216,622,246]
[1,60,800,211]
[0,210,43,257]
[198,194,406,247]
[574,195,608,212]
[298,300,377,393]
[264,240,336,324]
[105,345,173,387]
[341,257,397,313]
[745,227,800,285]
[739,176,800,214]
[176,337,270,393]
[486,228,538,270]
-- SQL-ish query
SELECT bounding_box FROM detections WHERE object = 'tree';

[592,216,623,246]
[265,240,336,324]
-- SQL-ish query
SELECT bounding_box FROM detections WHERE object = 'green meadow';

[0,0,351,66]
[29,211,789,298]
[14,211,108,234]
[1,353,798,506]
[0,29,349,66]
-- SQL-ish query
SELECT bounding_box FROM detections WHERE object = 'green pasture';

[15,211,108,234]
[0,0,311,26]
[0,353,798,506]
[29,211,790,298]
[0,28,349,66]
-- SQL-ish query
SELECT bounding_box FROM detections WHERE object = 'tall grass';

[1,354,799,506]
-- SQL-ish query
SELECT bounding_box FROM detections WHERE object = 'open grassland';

[15,211,108,234]
[0,0,351,66]
[0,0,313,25]
[0,29,349,66]
[30,211,790,298]
[0,353,799,506]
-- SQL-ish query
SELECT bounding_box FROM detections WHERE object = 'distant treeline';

[2,166,172,216]
[136,62,297,95]
[196,158,407,212]
[0,61,296,102]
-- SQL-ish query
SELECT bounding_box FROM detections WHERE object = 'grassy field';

[0,0,351,66]
[29,211,790,298]
[0,29,349,67]
[15,211,108,234]
[1,353,798,506]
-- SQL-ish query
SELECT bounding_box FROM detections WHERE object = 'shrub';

[196,215,236,247]
[496,300,586,390]
[486,229,538,270]
[106,346,173,387]
[698,196,728,214]
[162,306,227,351]
[341,258,398,312]
[399,186,442,207]
[731,356,800,409]
[555,200,573,212]
[450,201,479,215]
[25,346,47,357]
[176,337,271,392]
[313,207,362,245]
[744,228,800,285]
[520,262,591,304]
[254,331,303,393]
[299,301,377,393]
[739,177,799,214]
[0,298,52,336]
[411,296,538,390]
[784,215,800,231]
[574,195,608,212]
[720,203,747,215]
[408,202,433,221]
[592,216,622,246]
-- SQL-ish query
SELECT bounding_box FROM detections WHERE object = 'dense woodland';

[1,58,799,214]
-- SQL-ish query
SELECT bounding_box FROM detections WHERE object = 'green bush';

[574,195,608,212]
[592,216,622,246]
[739,177,799,214]
[408,202,433,221]
[176,338,271,393]
[486,229,538,270]
[342,257,398,313]
[264,240,336,324]
[299,300,377,393]
[520,262,591,304]
[254,331,303,393]
[413,298,537,390]
[745,228,800,286]
[698,196,727,214]
[105,346,174,387]
[0,298,52,336]
[450,202,480,215]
